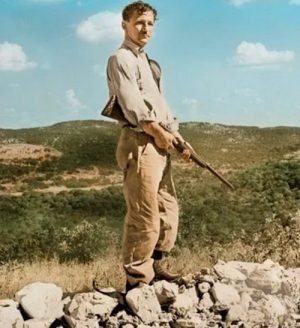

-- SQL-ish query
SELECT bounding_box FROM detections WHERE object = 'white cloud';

[65,89,87,112]
[0,42,37,71]
[289,0,300,5]
[76,11,122,43]
[228,0,253,7]
[235,42,295,66]
[182,98,199,110]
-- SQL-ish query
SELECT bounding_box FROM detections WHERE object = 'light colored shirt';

[107,39,178,132]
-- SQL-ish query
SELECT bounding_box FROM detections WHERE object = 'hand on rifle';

[141,121,176,151]
[172,131,193,162]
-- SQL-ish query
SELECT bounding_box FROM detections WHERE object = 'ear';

[121,21,126,30]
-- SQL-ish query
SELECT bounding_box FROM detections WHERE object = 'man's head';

[122,1,157,48]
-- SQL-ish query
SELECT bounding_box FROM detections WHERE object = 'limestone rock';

[246,265,282,294]
[198,292,214,311]
[211,282,240,310]
[225,261,258,278]
[106,316,119,328]
[65,291,117,322]
[179,273,197,287]
[0,299,23,328]
[22,319,53,328]
[153,280,178,305]
[197,274,215,285]
[64,314,99,328]
[213,262,247,281]
[116,309,142,326]
[261,295,287,322]
[281,268,300,300]
[170,287,198,317]
[125,284,161,324]
[246,309,266,326]
[225,304,247,323]
[197,282,210,294]
[15,282,63,321]
[174,313,207,328]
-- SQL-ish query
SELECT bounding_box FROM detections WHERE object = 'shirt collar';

[122,38,144,57]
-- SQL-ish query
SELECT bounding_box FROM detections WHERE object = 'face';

[123,10,155,48]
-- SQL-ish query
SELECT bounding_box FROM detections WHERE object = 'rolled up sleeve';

[107,54,157,127]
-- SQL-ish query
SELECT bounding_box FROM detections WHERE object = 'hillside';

[1,120,299,171]
[0,120,299,268]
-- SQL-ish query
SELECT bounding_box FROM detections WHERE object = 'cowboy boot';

[152,250,181,281]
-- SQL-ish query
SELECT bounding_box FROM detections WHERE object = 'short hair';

[122,1,158,22]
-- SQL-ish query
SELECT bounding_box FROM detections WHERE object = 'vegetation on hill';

[0,120,299,266]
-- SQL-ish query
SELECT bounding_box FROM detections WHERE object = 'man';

[106,1,190,290]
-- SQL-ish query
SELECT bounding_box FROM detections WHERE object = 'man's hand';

[154,129,176,150]
[141,121,176,151]
[172,131,193,161]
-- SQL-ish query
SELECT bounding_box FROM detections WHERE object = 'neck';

[125,36,145,49]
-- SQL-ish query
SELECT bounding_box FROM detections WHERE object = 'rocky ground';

[1,259,300,328]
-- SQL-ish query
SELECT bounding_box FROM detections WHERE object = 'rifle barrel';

[174,141,234,190]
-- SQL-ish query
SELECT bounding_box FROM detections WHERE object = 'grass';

[2,224,300,300]
[0,246,249,299]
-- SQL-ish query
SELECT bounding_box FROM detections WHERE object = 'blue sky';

[0,0,300,128]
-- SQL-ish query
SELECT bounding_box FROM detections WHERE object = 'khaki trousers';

[116,127,179,286]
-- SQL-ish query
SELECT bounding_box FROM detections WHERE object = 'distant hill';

[0,120,299,172]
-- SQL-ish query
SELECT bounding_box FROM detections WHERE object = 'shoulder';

[108,48,136,68]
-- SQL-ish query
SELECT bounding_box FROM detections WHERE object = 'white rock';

[197,282,210,294]
[22,319,53,328]
[211,282,240,310]
[246,266,282,294]
[225,261,258,278]
[64,314,100,328]
[116,310,142,325]
[66,291,117,322]
[214,263,247,281]
[261,259,283,270]
[125,284,161,324]
[170,287,198,316]
[198,274,215,285]
[198,292,214,311]
[180,273,196,287]
[153,280,178,305]
[158,312,173,323]
[246,309,266,325]
[0,299,23,328]
[15,282,63,320]
[261,295,287,320]
[281,268,300,300]
[173,313,207,328]
[226,304,247,323]
[240,292,251,310]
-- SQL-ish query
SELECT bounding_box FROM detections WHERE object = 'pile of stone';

[2,259,300,328]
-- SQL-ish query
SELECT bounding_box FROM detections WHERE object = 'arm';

[107,54,157,128]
